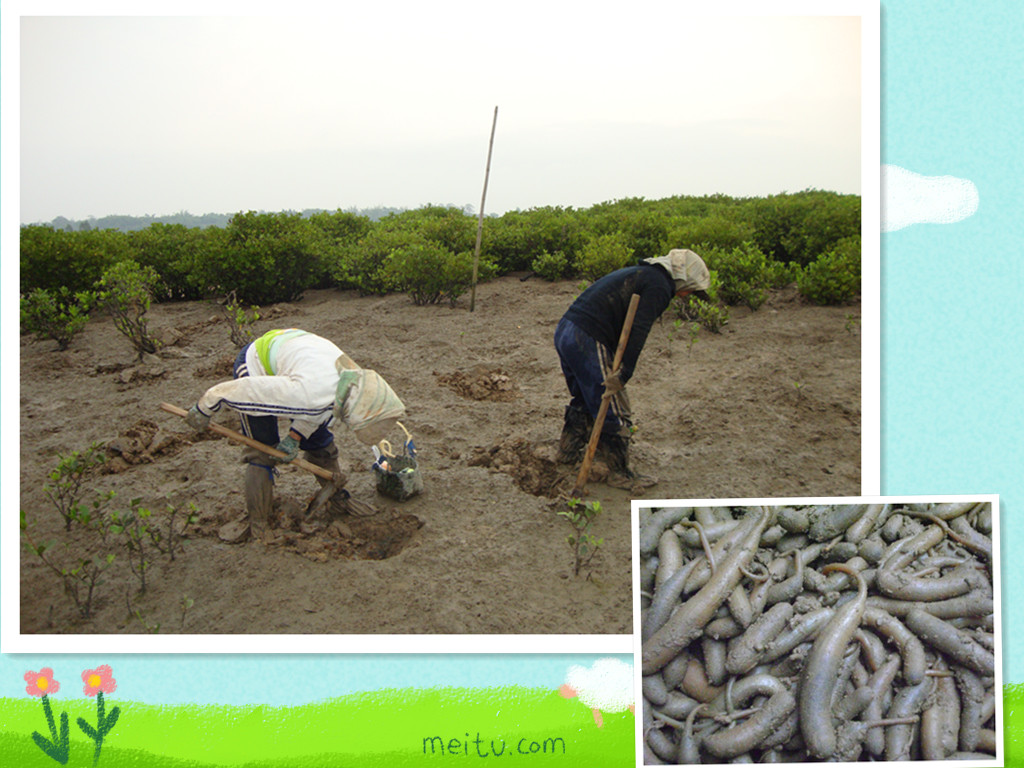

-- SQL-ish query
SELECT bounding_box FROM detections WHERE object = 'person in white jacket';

[185,329,405,537]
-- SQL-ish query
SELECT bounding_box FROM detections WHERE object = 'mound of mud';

[467,437,568,497]
[435,365,518,402]
[103,418,194,470]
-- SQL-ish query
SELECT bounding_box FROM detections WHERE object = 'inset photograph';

[635,497,1000,765]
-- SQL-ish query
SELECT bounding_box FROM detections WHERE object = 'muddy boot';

[599,432,658,490]
[303,444,352,517]
[244,462,276,540]
[556,406,592,465]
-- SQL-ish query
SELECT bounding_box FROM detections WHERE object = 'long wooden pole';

[469,106,498,313]
[159,401,334,481]
[570,293,641,498]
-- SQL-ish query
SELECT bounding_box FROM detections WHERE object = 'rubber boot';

[556,406,592,465]
[303,443,351,517]
[244,462,275,540]
[598,432,657,490]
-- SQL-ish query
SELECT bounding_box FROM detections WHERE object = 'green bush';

[573,233,635,281]
[797,236,861,305]
[531,250,569,281]
[383,243,491,306]
[673,271,730,333]
[128,223,210,301]
[20,287,95,350]
[20,226,130,295]
[699,242,773,310]
[666,214,756,253]
[332,226,414,295]
[96,260,161,357]
[196,211,320,305]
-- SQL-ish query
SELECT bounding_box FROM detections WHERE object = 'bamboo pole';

[470,106,498,313]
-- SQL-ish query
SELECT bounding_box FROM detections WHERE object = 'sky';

[12,4,862,225]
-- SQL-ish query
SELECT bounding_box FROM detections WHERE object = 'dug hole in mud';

[19,279,860,635]
[105,416,424,561]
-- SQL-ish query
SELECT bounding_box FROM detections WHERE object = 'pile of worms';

[639,502,997,763]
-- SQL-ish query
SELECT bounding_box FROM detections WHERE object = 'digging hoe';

[160,402,377,517]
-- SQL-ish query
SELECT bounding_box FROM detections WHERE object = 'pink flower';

[24,668,60,697]
[81,665,117,697]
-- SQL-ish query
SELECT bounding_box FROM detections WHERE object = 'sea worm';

[822,556,869,593]
[703,636,729,686]
[727,583,755,628]
[765,551,804,606]
[808,504,870,542]
[905,608,996,676]
[952,665,986,752]
[654,528,684,589]
[914,501,982,520]
[674,703,705,765]
[639,507,693,556]
[682,514,764,594]
[884,676,935,760]
[949,514,992,560]
[866,589,993,620]
[857,535,887,564]
[920,659,960,760]
[643,507,771,674]
[878,524,945,571]
[852,627,888,671]
[844,503,889,544]
[777,506,809,534]
[861,606,927,685]
[760,524,786,547]
[876,559,986,602]
[703,615,745,641]
[835,715,921,762]
[657,690,701,720]
[642,672,669,707]
[644,724,677,763]
[977,728,997,754]
[974,503,992,535]
[680,656,725,703]
[725,601,795,676]
[660,651,691,691]
[798,563,868,759]
[879,513,905,542]
[761,606,834,664]
[677,517,738,548]
[643,556,703,641]
[856,653,903,757]
[701,673,797,759]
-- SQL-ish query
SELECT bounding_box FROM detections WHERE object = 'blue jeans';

[233,344,334,452]
[553,317,632,436]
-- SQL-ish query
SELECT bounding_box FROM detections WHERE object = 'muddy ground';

[18,275,861,635]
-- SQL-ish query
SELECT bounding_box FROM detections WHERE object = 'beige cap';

[644,249,711,295]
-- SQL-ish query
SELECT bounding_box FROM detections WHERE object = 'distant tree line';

[20,190,861,318]
[34,206,417,233]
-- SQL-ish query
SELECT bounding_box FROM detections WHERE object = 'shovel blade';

[304,482,339,517]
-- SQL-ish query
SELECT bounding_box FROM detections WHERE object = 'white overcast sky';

[9,2,865,224]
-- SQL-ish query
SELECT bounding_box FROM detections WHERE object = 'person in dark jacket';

[554,248,711,488]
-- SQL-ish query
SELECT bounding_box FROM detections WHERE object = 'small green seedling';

[558,498,604,578]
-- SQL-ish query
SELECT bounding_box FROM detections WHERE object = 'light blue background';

[4,0,1022,705]
[879,0,1023,681]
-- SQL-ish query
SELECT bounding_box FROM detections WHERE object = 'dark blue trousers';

[554,317,632,436]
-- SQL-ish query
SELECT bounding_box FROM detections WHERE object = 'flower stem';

[42,694,59,740]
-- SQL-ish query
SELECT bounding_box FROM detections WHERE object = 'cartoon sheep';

[558,657,635,728]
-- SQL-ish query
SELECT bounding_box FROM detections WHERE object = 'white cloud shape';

[882,164,979,232]
[563,657,634,712]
